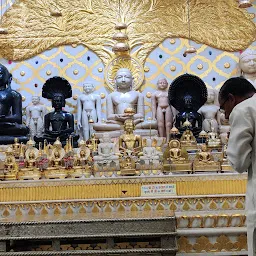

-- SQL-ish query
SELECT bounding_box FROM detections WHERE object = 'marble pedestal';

[138,159,160,165]
[94,159,120,172]
[163,162,192,174]
[137,159,162,170]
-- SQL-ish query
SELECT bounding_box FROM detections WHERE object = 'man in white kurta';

[219,77,256,256]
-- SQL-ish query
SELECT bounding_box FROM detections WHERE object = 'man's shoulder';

[234,96,256,112]
[230,97,256,123]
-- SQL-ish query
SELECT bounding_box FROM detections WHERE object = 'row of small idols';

[0,125,232,180]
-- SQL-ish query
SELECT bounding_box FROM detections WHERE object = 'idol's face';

[240,55,256,74]
[80,150,86,157]
[157,78,168,90]
[54,151,60,157]
[83,83,94,93]
[29,152,35,158]
[184,96,193,109]
[102,134,110,143]
[0,65,9,86]
[32,96,40,105]
[125,123,133,132]
[115,70,133,90]
[201,145,207,151]
[52,96,63,109]
[172,141,178,148]
[206,90,215,104]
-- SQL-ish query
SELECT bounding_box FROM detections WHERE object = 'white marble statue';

[152,77,174,141]
[94,133,119,161]
[207,127,221,148]
[26,96,47,138]
[93,133,120,172]
[217,111,230,144]
[198,88,219,132]
[139,146,160,165]
[239,48,256,87]
[77,83,101,141]
[93,68,157,135]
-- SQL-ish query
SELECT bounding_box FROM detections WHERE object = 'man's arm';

[227,107,253,173]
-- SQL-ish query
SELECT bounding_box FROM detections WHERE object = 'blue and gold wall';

[0,0,255,121]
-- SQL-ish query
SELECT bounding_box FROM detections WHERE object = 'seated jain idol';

[168,73,208,138]
[34,76,79,147]
[0,64,29,144]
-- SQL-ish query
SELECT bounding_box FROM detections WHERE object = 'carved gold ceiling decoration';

[0,0,255,64]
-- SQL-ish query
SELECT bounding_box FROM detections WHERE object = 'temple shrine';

[0,0,255,255]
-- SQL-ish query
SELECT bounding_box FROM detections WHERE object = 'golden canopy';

[0,0,255,64]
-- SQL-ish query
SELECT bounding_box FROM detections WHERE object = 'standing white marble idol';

[198,88,219,132]
[152,78,174,141]
[26,96,47,138]
[239,48,256,87]
[77,83,101,141]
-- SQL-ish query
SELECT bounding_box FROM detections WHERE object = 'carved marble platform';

[0,173,248,255]
[0,211,177,255]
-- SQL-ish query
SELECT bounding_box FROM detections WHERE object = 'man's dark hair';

[219,77,256,101]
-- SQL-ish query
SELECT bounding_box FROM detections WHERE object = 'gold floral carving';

[178,235,248,253]
[178,236,193,253]
[213,235,233,251]
[233,234,247,251]
[0,0,255,64]
[193,236,214,252]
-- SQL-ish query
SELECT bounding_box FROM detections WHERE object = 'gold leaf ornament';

[0,0,255,64]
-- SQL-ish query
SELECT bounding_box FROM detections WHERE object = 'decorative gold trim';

[0,174,247,202]
[178,234,247,253]
[177,213,246,229]
[0,195,246,219]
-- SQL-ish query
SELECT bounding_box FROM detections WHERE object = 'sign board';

[141,184,177,196]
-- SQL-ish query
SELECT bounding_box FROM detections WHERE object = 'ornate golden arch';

[0,0,254,66]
